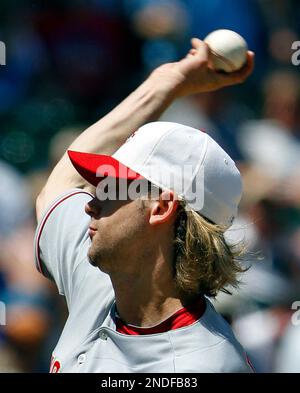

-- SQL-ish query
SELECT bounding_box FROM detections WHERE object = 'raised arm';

[36,38,254,220]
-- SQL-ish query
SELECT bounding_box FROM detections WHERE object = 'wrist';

[147,65,185,101]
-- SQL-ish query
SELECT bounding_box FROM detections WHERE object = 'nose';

[85,197,102,219]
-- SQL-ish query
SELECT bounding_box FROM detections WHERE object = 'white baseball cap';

[68,122,242,227]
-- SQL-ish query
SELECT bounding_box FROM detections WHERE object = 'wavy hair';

[173,200,246,298]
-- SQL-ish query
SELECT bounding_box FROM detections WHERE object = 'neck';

[110,251,189,327]
[115,291,186,327]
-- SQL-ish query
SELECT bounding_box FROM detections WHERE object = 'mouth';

[88,227,97,239]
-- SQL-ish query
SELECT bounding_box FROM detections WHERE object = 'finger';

[190,37,209,62]
[188,48,197,56]
[216,51,255,86]
[185,53,194,59]
[236,51,255,79]
[185,49,197,58]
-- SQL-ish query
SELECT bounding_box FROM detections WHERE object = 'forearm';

[37,76,179,217]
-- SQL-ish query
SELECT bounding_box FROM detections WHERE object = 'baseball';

[204,29,248,73]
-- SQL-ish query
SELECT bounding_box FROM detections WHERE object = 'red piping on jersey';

[116,297,206,335]
[35,190,93,276]
[246,355,256,373]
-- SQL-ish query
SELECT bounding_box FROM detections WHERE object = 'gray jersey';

[34,189,253,373]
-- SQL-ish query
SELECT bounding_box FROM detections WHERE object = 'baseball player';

[35,38,254,373]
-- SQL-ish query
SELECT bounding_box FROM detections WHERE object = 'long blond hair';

[173,200,246,298]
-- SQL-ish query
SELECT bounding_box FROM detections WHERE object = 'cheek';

[99,207,146,246]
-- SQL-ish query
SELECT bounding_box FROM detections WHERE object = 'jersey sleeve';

[34,189,93,298]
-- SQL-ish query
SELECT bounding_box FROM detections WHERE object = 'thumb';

[190,38,210,62]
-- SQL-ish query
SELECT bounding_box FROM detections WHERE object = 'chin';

[87,247,99,267]
[88,250,110,273]
[87,255,97,267]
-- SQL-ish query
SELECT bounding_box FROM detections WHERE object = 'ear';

[149,190,179,226]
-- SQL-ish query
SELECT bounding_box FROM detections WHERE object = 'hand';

[150,38,255,97]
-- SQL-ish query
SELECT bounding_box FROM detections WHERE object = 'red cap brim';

[68,150,143,187]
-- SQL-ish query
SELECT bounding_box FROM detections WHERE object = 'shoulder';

[169,299,253,373]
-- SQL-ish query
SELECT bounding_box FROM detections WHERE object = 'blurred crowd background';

[0,0,299,373]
